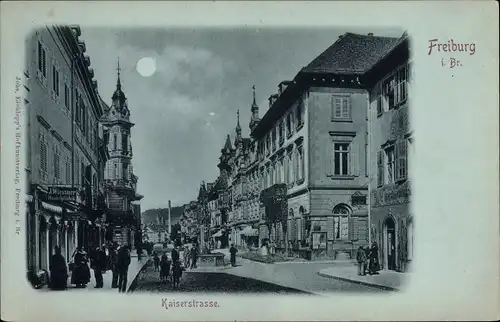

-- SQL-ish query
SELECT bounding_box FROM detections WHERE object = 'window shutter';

[342,97,350,119]
[377,151,384,185]
[377,96,383,116]
[400,140,408,180]
[349,142,359,176]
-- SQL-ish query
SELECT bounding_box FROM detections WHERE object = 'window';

[64,83,70,109]
[265,135,270,155]
[279,158,285,183]
[271,128,276,152]
[113,134,117,150]
[395,140,408,181]
[39,133,48,180]
[296,145,304,181]
[333,143,349,176]
[287,152,294,184]
[52,64,60,98]
[114,164,118,179]
[75,157,80,185]
[65,156,71,184]
[385,146,395,184]
[376,96,383,116]
[53,145,60,181]
[81,104,87,135]
[331,96,351,120]
[383,64,408,109]
[333,204,350,240]
[37,41,47,79]
[296,100,303,127]
[279,121,284,144]
[122,133,128,153]
[377,151,384,186]
[286,113,293,137]
[407,137,414,178]
[270,164,275,186]
[123,163,129,181]
[75,90,80,124]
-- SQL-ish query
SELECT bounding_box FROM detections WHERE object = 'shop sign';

[46,186,79,202]
[372,182,411,207]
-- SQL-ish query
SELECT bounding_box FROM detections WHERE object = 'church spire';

[252,85,258,110]
[249,85,260,131]
[116,57,121,90]
[112,57,126,105]
[236,109,241,134]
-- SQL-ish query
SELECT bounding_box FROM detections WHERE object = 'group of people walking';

[153,245,189,289]
[48,242,132,292]
[356,242,381,276]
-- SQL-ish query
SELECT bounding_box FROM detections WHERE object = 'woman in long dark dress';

[159,254,171,283]
[49,246,68,290]
[71,247,90,287]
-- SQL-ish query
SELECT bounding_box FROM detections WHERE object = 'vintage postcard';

[1,1,498,321]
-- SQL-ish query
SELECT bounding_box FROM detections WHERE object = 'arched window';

[333,204,351,240]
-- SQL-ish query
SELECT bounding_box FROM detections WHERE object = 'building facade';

[25,25,108,280]
[366,34,413,272]
[100,62,143,248]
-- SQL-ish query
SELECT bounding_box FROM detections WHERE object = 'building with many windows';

[366,33,413,272]
[249,33,405,260]
[25,25,108,282]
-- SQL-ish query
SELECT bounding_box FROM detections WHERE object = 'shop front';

[371,181,412,272]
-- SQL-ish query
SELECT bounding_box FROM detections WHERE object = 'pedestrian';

[116,245,131,293]
[171,259,183,289]
[171,246,180,263]
[159,253,171,283]
[110,243,119,288]
[229,243,238,267]
[369,242,380,275]
[190,244,198,269]
[183,245,191,268]
[153,253,160,272]
[91,245,106,288]
[49,246,68,290]
[217,239,222,249]
[71,247,90,288]
[364,246,371,275]
[356,246,367,276]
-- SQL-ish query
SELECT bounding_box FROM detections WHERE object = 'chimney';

[368,33,374,36]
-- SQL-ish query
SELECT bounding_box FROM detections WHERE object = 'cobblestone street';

[131,264,310,294]
[130,256,387,294]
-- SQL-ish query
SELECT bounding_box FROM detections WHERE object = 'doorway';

[383,217,396,270]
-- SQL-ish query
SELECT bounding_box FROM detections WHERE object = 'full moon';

[136,57,156,77]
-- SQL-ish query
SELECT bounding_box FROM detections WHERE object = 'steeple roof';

[251,85,258,110]
[235,109,241,134]
[112,58,127,104]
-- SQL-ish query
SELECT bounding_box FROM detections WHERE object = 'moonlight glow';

[136,57,157,77]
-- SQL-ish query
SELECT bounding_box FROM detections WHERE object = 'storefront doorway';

[383,217,396,270]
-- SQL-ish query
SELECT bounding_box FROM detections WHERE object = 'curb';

[127,259,152,293]
[316,272,399,292]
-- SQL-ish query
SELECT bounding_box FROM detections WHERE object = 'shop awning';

[212,230,223,238]
[40,201,63,214]
[240,226,259,236]
[26,194,34,203]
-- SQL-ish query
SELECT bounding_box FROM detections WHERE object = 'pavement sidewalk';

[38,256,151,293]
[191,249,386,294]
[318,266,409,291]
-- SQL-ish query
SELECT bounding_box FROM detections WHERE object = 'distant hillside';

[142,206,184,226]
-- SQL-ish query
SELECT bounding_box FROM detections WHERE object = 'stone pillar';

[45,228,50,270]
